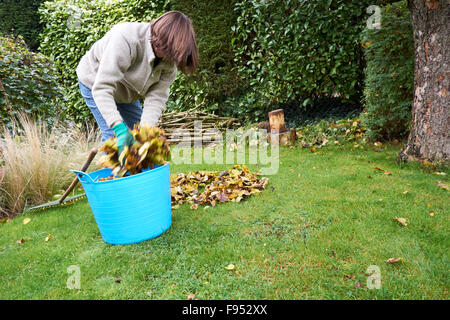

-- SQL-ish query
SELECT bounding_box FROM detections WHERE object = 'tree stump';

[267,109,297,145]
[268,109,287,133]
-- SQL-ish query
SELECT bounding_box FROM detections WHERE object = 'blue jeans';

[78,80,143,143]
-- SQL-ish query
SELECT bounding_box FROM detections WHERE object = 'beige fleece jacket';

[76,22,178,127]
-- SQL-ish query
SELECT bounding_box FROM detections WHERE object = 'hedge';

[0,34,63,127]
[0,0,44,51]
[166,0,241,114]
[361,1,414,141]
[231,0,379,119]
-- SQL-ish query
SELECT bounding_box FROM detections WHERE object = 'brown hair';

[150,11,198,75]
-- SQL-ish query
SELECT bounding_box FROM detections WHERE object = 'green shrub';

[0,34,63,127]
[361,1,414,141]
[296,118,366,149]
[0,0,44,51]
[166,0,241,114]
[38,0,169,123]
[231,0,377,116]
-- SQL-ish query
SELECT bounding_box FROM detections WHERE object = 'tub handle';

[71,170,95,184]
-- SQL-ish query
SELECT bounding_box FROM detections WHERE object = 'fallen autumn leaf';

[386,257,404,264]
[436,181,449,191]
[225,264,235,270]
[394,217,408,227]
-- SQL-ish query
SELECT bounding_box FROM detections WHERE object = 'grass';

[0,143,448,299]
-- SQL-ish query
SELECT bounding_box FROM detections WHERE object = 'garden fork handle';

[58,147,98,204]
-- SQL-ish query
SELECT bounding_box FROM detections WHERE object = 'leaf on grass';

[373,167,384,171]
[172,204,179,210]
[429,211,435,216]
[384,171,392,175]
[394,217,407,227]
[16,237,30,244]
[386,257,404,264]
[436,181,449,191]
[190,203,198,210]
[374,142,383,147]
[115,277,121,283]
[433,172,446,176]
[187,294,196,300]
[45,234,52,242]
[23,218,31,225]
[225,264,235,270]
[52,194,62,201]
[345,274,355,280]
[402,191,409,194]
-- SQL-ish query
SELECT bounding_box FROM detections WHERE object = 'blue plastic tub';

[71,163,172,245]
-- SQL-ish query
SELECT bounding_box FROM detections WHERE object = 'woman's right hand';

[112,122,134,159]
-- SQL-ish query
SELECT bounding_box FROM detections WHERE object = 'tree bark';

[400,0,450,162]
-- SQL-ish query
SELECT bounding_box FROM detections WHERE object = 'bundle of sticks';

[157,106,241,145]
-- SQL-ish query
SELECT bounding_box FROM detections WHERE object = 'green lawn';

[0,144,448,299]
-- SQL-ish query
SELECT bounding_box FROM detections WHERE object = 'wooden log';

[268,109,286,133]
[267,129,297,146]
[290,128,297,142]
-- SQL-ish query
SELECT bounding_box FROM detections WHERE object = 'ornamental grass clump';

[0,114,100,217]
[97,123,170,178]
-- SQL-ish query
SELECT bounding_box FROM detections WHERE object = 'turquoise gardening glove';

[112,122,134,158]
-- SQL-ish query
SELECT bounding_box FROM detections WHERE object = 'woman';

[76,11,198,155]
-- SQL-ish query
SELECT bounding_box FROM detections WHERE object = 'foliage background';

[0,0,44,51]
[361,1,414,141]
[0,34,63,126]
[165,0,241,114]
[230,0,380,120]
[0,0,415,140]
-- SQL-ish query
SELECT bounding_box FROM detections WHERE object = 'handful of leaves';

[97,123,170,177]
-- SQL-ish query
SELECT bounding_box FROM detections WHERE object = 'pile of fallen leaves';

[97,123,170,178]
[170,165,268,209]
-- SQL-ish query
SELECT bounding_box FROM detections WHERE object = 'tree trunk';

[400,0,450,162]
